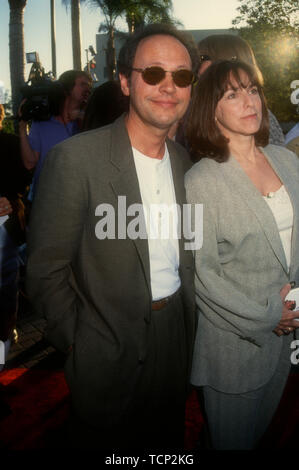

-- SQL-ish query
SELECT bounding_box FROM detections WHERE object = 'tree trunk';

[50,0,57,78]
[8,0,27,122]
[126,12,134,34]
[71,0,82,70]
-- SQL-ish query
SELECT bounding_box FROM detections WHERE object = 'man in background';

[18,70,91,200]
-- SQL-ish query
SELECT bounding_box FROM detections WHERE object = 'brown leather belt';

[151,288,180,311]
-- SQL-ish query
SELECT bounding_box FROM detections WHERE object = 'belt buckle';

[152,296,169,311]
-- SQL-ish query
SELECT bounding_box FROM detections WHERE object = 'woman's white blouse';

[263,185,294,271]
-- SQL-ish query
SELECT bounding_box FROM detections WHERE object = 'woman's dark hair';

[186,60,269,162]
[82,81,129,131]
[197,34,264,84]
[118,23,199,77]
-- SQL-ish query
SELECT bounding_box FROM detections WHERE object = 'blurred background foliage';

[232,0,299,122]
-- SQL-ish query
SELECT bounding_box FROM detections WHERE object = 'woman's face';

[215,69,262,141]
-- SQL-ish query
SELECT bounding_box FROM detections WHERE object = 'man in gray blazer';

[26,24,198,450]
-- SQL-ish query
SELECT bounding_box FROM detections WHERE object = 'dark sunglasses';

[131,66,196,87]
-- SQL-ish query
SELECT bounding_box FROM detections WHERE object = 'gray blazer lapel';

[221,154,288,273]
[167,138,191,267]
[262,146,299,278]
[109,116,152,296]
[167,138,187,207]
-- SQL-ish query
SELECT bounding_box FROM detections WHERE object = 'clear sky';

[0,0,240,98]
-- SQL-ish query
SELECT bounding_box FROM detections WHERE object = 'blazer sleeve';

[26,140,87,354]
[185,167,282,347]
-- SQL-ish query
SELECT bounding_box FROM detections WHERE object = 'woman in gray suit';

[185,60,299,450]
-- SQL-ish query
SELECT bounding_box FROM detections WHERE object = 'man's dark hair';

[186,60,269,162]
[117,23,199,77]
[58,70,92,95]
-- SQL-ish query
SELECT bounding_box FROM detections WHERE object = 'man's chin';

[151,115,180,131]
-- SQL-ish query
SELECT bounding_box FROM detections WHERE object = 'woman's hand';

[0,197,13,216]
[273,283,299,336]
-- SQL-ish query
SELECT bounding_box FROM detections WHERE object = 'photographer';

[18,70,92,200]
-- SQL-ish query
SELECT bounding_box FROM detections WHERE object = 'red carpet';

[258,371,299,449]
[0,368,298,450]
[0,369,70,449]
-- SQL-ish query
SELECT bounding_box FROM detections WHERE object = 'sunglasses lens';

[142,67,165,85]
[173,69,194,87]
[141,67,194,87]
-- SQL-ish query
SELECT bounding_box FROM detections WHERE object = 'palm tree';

[50,0,57,77]
[124,0,177,34]
[88,0,178,81]
[89,0,123,81]
[8,0,27,120]
[62,0,87,70]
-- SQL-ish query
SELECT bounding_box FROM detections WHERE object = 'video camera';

[19,52,63,122]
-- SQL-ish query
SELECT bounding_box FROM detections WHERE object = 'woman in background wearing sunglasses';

[185,60,299,449]
[197,34,285,146]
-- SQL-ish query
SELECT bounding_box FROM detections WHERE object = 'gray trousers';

[68,290,189,450]
[202,335,292,450]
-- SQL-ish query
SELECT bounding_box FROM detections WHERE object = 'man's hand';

[18,99,29,133]
[17,101,40,171]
